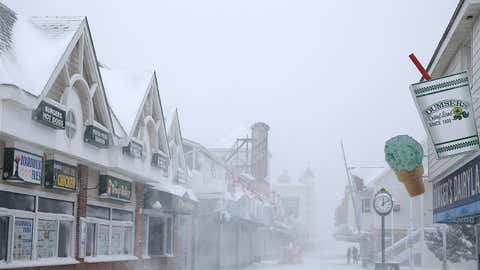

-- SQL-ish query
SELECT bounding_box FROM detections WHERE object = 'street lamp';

[441,224,449,270]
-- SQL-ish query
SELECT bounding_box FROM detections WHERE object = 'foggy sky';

[3,0,458,237]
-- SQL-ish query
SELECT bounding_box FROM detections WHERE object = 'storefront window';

[85,205,134,258]
[0,191,35,212]
[0,216,9,261]
[87,205,110,220]
[146,215,174,256]
[112,209,133,221]
[13,217,33,261]
[148,216,164,255]
[166,217,173,254]
[58,221,72,257]
[36,219,57,258]
[39,197,74,215]
[86,223,95,257]
[0,190,74,267]
[97,224,109,255]
[111,226,123,255]
[124,226,133,254]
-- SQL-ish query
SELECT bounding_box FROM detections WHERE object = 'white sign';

[410,72,480,158]
[13,218,33,261]
[37,219,57,258]
[4,148,43,184]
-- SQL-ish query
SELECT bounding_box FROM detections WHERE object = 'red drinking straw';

[409,53,431,81]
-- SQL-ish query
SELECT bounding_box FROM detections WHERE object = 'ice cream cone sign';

[385,135,425,197]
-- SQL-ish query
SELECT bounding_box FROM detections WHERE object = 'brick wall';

[76,164,88,261]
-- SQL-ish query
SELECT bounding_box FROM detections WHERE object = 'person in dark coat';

[347,247,351,264]
[352,246,359,264]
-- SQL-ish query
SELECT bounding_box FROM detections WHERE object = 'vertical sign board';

[410,72,480,158]
[32,101,66,129]
[45,160,78,191]
[84,125,109,148]
[99,175,132,202]
[3,148,42,184]
[433,154,480,223]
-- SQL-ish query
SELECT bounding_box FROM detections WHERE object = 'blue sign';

[433,154,480,223]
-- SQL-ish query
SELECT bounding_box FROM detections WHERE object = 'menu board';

[111,226,123,255]
[37,219,57,258]
[13,218,33,260]
[97,224,109,255]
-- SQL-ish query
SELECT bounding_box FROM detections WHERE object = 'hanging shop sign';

[99,175,132,202]
[84,125,109,148]
[410,72,479,158]
[32,101,66,129]
[45,160,77,191]
[433,154,480,223]
[3,148,42,185]
[151,152,168,171]
[123,141,143,159]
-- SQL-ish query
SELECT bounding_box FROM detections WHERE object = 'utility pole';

[341,141,361,232]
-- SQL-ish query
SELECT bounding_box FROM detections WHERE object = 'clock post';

[373,188,394,270]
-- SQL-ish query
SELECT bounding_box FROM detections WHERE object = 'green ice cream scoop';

[385,135,423,171]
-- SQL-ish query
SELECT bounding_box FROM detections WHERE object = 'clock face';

[373,193,393,215]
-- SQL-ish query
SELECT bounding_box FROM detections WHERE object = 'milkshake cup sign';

[410,72,480,158]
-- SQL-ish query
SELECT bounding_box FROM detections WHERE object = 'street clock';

[373,188,393,216]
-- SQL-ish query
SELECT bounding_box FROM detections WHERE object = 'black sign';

[433,155,480,215]
[123,141,143,159]
[45,160,77,191]
[32,101,65,129]
[84,125,109,148]
[99,175,132,202]
[151,153,168,172]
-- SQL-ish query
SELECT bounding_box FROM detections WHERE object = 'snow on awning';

[185,188,198,202]
[151,182,186,197]
[151,182,198,202]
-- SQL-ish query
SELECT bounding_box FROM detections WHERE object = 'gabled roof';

[168,109,184,146]
[168,110,188,176]
[0,14,83,95]
[100,67,153,135]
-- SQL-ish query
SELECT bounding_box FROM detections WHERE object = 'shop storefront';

[0,143,78,269]
[143,188,196,270]
[80,172,137,263]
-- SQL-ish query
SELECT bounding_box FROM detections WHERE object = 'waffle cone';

[395,165,425,197]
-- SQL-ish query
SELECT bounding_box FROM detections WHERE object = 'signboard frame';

[32,101,66,130]
[3,148,43,185]
[433,154,480,223]
[44,160,78,192]
[410,72,480,159]
[99,175,132,202]
[84,125,109,148]
[123,141,143,159]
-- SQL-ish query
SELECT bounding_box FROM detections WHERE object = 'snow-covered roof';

[109,107,128,138]
[100,67,153,135]
[0,14,83,95]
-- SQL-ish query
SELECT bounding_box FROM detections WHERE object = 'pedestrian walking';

[352,246,359,264]
[347,247,351,264]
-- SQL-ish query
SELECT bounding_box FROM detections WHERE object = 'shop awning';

[151,182,185,197]
[151,182,198,202]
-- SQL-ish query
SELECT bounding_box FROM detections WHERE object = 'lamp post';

[441,224,449,270]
